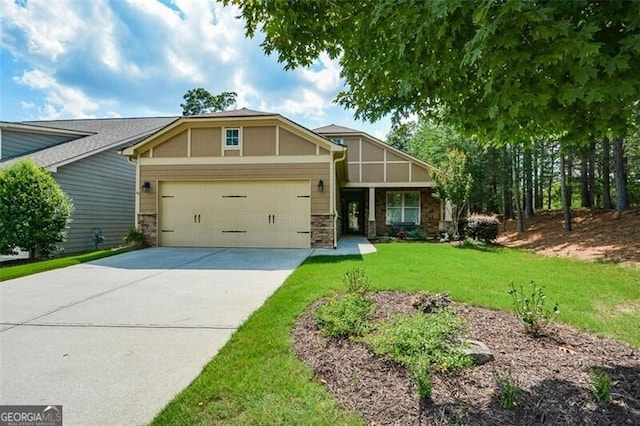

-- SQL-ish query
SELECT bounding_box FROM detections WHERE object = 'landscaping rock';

[464,339,494,365]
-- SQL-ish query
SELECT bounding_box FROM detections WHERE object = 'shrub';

[466,214,499,242]
[508,281,559,336]
[123,227,147,248]
[494,370,520,409]
[412,291,451,313]
[589,367,612,405]
[0,159,74,260]
[406,228,427,240]
[362,309,472,399]
[342,267,372,294]
[314,293,375,338]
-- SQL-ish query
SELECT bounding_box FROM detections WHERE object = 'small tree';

[0,159,74,260]
[180,88,237,116]
[433,149,473,239]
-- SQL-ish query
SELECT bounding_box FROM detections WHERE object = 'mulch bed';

[293,291,640,425]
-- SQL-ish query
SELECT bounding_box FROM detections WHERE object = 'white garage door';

[158,180,311,248]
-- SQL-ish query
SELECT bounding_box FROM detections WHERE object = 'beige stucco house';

[121,108,439,249]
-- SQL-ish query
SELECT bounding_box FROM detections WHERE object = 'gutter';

[332,149,347,249]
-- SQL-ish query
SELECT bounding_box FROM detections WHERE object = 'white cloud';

[1,0,85,61]
[298,53,343,94]
[14,69,99,119]
[20,101,35,110]
[263,88,329,122]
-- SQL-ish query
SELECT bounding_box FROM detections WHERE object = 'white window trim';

[385,191,421,225]
[224,127,241,150]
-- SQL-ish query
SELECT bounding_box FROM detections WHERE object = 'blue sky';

[0,0,391,139]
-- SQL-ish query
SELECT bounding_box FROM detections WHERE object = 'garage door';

[158,180,311,248]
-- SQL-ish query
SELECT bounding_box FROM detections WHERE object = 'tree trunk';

[546,142,556,210]
[502,146,513,222]
[613,138,629,210]
[560,154,572,232]
[567,156,574,209]
[534,143,543,209]
[524,147,534,217]
[512,145,524,233]
[580,148,591,208]
[588,142,596,208]
[602,138,613,210]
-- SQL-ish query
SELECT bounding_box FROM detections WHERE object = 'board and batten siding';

[54,148,135,253]
[139,162,331,214]
[1,130,76,160]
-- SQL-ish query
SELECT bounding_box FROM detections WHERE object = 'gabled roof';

[313,124,362,134]
[194,107,276,118]
[122,108,346,157]
[315,123,436,172]
[1,117,178,171]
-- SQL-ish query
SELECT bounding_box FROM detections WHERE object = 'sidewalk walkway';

[310,236,376,256]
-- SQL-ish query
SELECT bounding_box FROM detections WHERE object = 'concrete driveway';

[0,247,310,425]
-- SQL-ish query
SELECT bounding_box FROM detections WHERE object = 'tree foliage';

[231,0,640,142]
[181,88,237,116]
[433,149,473,238]
[0,159,74,260]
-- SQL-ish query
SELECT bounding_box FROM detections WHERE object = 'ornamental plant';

[508,281,560,336]
[494,370,520,409]
[0,159,74,260]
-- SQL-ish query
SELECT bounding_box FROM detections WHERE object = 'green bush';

[362,309,472,399]
[406,228,427,240]
[0,159,74,260]
[123,227,147,248]
[508,281,559,336]
[589,367,612,405]
[342,267,372,294]
[314,293,375,338]
[466,214,499,242]
[495,370,520,409]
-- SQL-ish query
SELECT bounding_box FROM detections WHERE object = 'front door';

[345,199,364,235]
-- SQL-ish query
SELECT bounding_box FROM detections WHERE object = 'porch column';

[368,187,376,238]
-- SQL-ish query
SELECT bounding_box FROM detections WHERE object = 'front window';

[386,191,420,224]
[225,128,240,148]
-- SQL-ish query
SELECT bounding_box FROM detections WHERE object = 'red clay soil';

[294,292,640,426]
[497,209,640,267]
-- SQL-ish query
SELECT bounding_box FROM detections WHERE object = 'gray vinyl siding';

[1,130,76,160]
[54,148,135,253]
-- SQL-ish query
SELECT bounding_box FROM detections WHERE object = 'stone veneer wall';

[374,188,439,237]
[138,213,157,246]
[311,213,335,248]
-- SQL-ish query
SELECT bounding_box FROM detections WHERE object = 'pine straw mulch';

[293,291,640,426]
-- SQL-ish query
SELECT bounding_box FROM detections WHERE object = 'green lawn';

[152,243,640,425]
[0,247,132,282]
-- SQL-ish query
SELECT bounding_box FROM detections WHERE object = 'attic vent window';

[331,137,343,145]
[225,128,240,148]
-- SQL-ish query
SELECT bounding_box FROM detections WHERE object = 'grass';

[0,247,132,282]
[152,243,640,425]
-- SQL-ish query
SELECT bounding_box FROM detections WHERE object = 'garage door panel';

[159,180,310,248]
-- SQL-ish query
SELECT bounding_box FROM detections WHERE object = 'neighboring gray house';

[0,117,177,253]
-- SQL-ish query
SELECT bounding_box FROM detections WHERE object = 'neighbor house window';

[225,128,240,148]
[330,137,343,145]
[386,191,420,224]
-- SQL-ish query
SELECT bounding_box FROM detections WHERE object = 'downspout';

[332,149,347,249]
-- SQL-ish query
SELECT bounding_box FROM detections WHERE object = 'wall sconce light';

[317,180,324,193]
[141,181,151,193]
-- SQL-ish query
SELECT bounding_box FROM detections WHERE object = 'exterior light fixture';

[141,181,151,193]
[317,180,324,192]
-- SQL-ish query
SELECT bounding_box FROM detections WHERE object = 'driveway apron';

[0,247,309,425]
